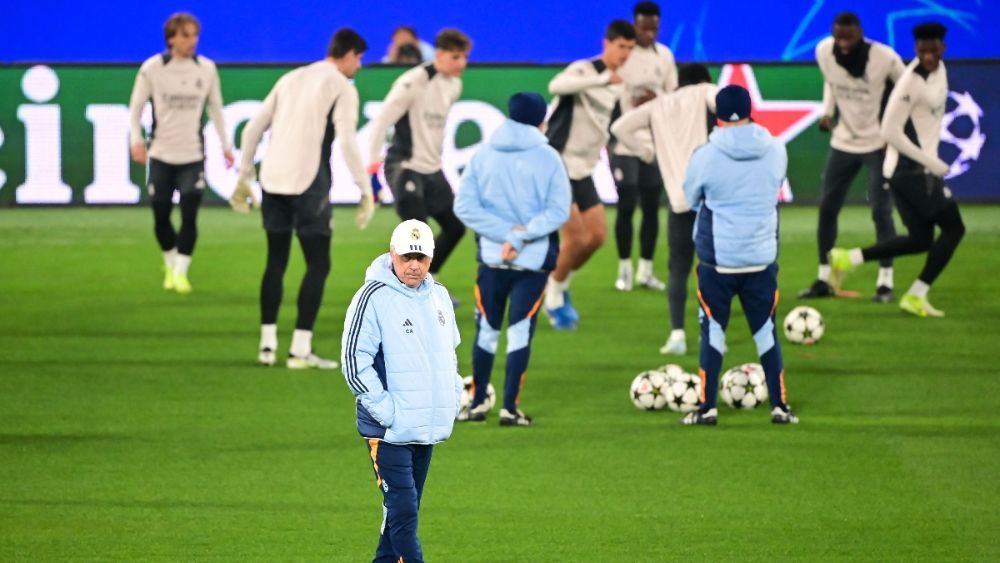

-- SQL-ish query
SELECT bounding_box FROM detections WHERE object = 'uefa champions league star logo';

[941,91,985,180]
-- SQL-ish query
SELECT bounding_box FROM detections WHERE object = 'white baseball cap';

[389,219,435,257]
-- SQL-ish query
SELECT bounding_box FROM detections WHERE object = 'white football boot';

[615,261,633,292]
[659,330,687,355]
[287,353,339,370]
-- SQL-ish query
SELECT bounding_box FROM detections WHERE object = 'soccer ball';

[459,376,496,411]
[783,306,824,345]
[629,370,671,411]
[660,364,702,413]
[720,363,769,410]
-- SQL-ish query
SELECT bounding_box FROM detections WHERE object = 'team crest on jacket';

[437,310,445,326]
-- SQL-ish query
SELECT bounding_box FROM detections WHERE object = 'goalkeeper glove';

[230,179,259,214]
[356,192,376,230]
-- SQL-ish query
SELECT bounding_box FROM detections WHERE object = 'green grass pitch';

[1,205,998,561]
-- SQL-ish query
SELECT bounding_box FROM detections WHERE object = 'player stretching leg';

[831,22,964,318]
[366,29,472,297]
[543,20,636,329]
[799,12,905,302]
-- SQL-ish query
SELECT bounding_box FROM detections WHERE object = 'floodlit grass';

[1,205,997,561]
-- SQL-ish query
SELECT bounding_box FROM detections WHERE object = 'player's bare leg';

[544,204,607,329]
[544,205,584,328]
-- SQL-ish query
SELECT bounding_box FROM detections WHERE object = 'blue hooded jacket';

[455,119,571,272]
[683,123,788,271]
[341,254,463,444]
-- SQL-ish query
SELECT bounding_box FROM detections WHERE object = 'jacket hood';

[708,123,775,161]
[364,253,435,297]
[489,119,549,152]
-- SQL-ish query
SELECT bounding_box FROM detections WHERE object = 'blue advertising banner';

[940,61,995,200]
[5,0,997,63]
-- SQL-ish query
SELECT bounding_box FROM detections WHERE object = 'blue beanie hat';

[716,85,752,122]
[508,92,547,126]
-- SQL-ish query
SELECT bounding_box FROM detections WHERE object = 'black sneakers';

[679,406,799,425]
[872,285,894,303]
[680,408,718,426]
[457,403,489,422]
[771,405,800,424]
[499,408,533,427]
[798,280,834,298]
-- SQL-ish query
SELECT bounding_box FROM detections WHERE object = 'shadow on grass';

[0,433,132,446]
[7,328,251,339]
[0,496,341,513]
[0,358,255,368]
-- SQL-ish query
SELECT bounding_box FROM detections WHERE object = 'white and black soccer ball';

[459,376,496,411]
[630,370,671,411]
[659,364,702,413]
[783,306,825,345]
[720,363,769,410]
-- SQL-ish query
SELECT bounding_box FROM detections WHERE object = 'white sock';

[260,324,278,351]
[174,254,192,276]
[545,276,568,309]
[163,248,178,270]
[618,259,632,277]
[637,258,653,279]
[290,329,313,358]
[670,328,685,340]
[848,248,864,266]
[817,264,830,282]
[877,267,894,289]
[907,280,930,299]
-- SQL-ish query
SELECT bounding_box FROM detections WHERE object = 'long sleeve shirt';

[815,37,906,154]
[613,41,678,157]
[611,82,717,212]
[881,59,949,178]
[128,53,230,165]
[546,59,625,180]
[366,63,462,174]
[238,60,371,196]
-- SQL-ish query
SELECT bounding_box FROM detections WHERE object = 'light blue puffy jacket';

[341,254,463,444]
[683,123,788,271]
[455,119,571,272]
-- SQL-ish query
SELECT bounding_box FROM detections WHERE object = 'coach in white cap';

[340,218,463,563]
